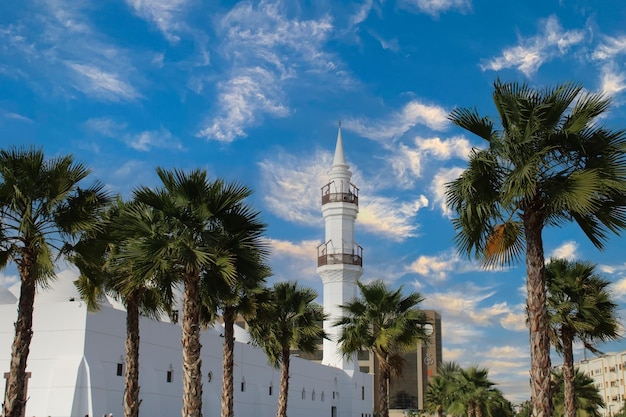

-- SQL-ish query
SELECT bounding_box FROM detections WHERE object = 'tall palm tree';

[0,147,109,417]
[546,258,620,417]
[552,369,604,417]
[129,168,252,417]
[248,281,327,417]
[72,199,173,417]
[198,202,270,417]
[445,80,626,417]
[335,279,430,417]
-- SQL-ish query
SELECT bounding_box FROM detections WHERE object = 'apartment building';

[576,351,626,417]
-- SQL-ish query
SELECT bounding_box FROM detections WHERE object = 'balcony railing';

[317,241,363,267]
[321,182,359,206]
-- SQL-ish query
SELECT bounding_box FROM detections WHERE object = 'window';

[269,385,273,396]
[116,363,123,376]
[312,390,316,401]
[302,389,306,400]
[321,392,325,402]
[208,371,213,383]
[362,386,365,400]
[167,370,173,383]
[241,378,246,392]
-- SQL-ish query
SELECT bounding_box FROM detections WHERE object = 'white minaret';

[317,123,363,373]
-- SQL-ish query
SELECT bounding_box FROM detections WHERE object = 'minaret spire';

[333,120,347,167]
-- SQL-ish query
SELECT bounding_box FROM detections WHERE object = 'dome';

[0,285,17,304]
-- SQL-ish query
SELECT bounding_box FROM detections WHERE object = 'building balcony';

[317,241,363,267]
[321,181,359,206]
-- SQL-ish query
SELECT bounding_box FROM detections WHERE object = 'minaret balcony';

[321,182,359,206]
[317,241,363,267]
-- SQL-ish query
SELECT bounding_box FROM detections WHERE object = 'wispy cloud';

[344,100,450,142]
[408,249,481,281]
[264,238,320,283]
[125,0,188,43]
[199,0,336,142]
[398,0,471,17]
[0,0,142,102]
[67,63,140,101]
[1,111,34,123]
[599,64,626,97]
[430,166,464,218]
[388,135,473,188]
[481,15,584,77]
[197,67,289,142]
[85,117,182,151]
[592,35,626,61]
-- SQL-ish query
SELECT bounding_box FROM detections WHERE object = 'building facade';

[576,351,626,417]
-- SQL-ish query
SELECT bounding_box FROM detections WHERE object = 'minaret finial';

[333,122,347,167]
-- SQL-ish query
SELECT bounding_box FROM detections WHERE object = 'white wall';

[0,273,373,417]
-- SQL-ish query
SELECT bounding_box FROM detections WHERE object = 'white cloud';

[398,0,471,17]
[600,64,626,97]
[198,67,289,142]
[264,238,320,283]
[592,35,626,61]
[0,1,143,102]
[430,166,464,218]
[84,117,127,136]
[344,100,450,142]
[67,63,140,101]
[408,250,464,280]
[358,195,428,240]
[500,312,527,332]
[2,111,34,123]
[548,240,578,261]
[85,118,182,152]
[198,0,336,142]
[417,135,473,160]
[127,129,183,152]
[481,15,584,77]
[125,0,187,43]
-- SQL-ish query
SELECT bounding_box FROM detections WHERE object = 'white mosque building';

[0,127,373,417]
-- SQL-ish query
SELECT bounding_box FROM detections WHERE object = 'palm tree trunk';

[524,209,553,417]
[562,328,576,417]
[182,272,203,417]
[221,307,236,417]
[377,354,390,417]
[474,401,482,417]
[124,289,142,417]
[277,345,291,417]
[3,254,36,417]
[437,405,444,417]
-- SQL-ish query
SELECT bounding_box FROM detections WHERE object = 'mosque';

[0,127,440,417]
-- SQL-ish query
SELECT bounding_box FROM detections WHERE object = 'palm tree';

[425,361,461,417]
[425,376,449,417]
[0,147,109,417]
[335,279,430,417]
[445,80,626,417]
[448,366,496,417]
[546,258,620,417]
[72,198,173,417]
[197,201,270,417]
[552,369,604,417]
[129,168,253,417]
[248,281,327,417]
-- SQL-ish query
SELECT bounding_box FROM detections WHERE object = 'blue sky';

[3,0,626,404]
